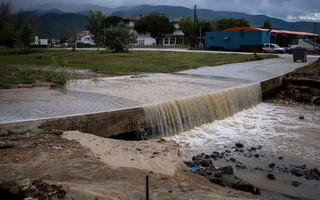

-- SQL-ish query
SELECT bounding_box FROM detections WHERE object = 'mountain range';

[11,3,319,38]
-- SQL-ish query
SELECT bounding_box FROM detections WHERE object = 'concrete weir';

[0,56,316,137]
[0,74,286,137]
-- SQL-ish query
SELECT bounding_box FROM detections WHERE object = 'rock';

[199,158,212,167]
[300,164,307,170]
[292,181,301,187]
[269,163,276,168]
[250,147,257,151]
[208,176,225,186]
[192,154,205,162]
[214,172,222,178]
[306,168,320,180]
[230,158,236,162]
[225,150,231,154]
[51,130,63,136]
[18,179,32,191]
[210,151,220,160]
[267,174,275,180]
[236,164,246,169]
[197,166,215,176]
[254,154,260,158]
[219,166,234,175]
[235,142,244,148]
[279,156,284,160]
[290,169,303,177]
[0,141,14,149]
[184,161,195,168]
[232,182,261,195]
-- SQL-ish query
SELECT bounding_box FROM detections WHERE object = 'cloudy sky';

[9,0,320,22]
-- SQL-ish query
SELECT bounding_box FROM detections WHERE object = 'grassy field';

[293,58,320,76]
[0,48,277,87]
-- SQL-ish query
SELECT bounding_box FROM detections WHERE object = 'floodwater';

[168,102,320,167]
[167,102,320,199]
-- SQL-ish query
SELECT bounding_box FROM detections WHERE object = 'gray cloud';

[9,0,320,22]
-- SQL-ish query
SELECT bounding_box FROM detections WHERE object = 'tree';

[0,0,13,22]
[0,1,16,47]
[211,18,250,31]
[68,26,80,51]
[261,20,272,29]
[15,9,24,31]
[134,14,175,45]
[0,21,16,47]
[179,16,194,44]
[84,10,106,47]
[20,20,35,48]
[104,16,124,28]
[179,17,213,44]
[104,22,136,52]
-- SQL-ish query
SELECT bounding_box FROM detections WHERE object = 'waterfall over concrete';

[143,83,262,138]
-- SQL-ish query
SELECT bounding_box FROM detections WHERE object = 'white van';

[262,43,285,54]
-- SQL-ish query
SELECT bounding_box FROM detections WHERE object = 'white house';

[40,39,48,47]
[76,31,95,46]
[125,14,184,46]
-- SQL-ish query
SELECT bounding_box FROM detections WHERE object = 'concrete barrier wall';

[260,74,285,98]
[0,107,149,137]
[0,75,287,137]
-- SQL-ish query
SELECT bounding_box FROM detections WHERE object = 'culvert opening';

[109,128,151,141]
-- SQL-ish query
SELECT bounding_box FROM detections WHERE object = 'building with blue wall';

[205,29,271,52]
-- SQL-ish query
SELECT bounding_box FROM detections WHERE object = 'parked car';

[289,45,301,54]
[262,43,285,54]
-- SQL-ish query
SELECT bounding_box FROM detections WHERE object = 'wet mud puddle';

[167,102,320,199]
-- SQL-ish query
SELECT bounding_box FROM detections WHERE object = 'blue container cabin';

[205,29,271,52]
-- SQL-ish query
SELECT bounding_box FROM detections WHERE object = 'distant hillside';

[111,5,320,34]
[16,4,320,38]
[10,11,88,38]
[26,3,115,16]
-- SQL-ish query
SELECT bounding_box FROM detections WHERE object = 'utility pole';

[193,5,198,48]
[314,22,317,53]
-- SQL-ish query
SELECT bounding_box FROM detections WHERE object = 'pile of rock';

[185,142,320,195]
[0,178,66,200]
[279,76,320,104]
[185,145,261,195]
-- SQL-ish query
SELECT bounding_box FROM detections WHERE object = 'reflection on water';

[168,103,320,167]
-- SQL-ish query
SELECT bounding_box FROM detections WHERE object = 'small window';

[210,37,214,39]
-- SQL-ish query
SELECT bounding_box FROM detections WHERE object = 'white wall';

[298,39,314,50]
[134,35,156,45]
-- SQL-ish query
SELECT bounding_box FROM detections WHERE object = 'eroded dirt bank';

[0,130,271,200]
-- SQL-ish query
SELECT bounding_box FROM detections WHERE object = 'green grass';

[0,48,278,87]
[293,58,320,76]
[0,66,67,88]
[0,49,278,74]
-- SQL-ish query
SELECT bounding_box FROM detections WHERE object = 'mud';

[0,131,270,200]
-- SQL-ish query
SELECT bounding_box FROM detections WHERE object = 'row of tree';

[179,17,251,44]
[85,12,253,48]
[0,1,35,48]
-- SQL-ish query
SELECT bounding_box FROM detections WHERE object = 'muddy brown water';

[167,102,320,199]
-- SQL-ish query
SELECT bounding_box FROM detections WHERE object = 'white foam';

[167,103,320,167]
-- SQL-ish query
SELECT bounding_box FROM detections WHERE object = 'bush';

[104,22,136,52]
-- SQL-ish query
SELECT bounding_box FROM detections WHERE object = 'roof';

[223,27,319,37]
[79,33,92,38]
